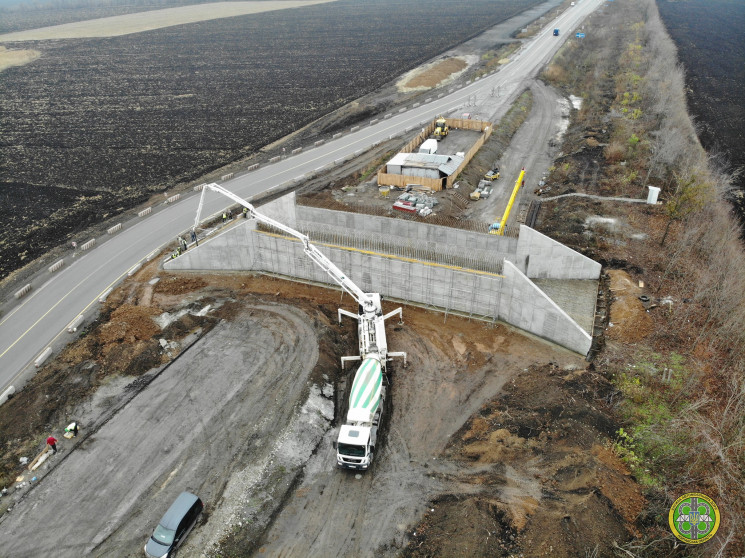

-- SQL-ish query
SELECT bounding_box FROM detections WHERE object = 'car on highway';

[145,492,203,558]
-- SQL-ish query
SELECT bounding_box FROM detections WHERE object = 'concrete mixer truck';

[193,184,407,471]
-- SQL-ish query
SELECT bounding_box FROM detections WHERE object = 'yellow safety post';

[495,167,526,235]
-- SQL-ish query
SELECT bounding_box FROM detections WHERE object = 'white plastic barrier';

[193,183,206,191]
[247,164,259,171]
[291,147,303,154]
[80,238,96,251]
[99,288,113,303]
[35,347,52,368]
[138,207,152,217]
[167,194,180,204]
[314,140,325,146]
[14,284,31,299]
[398,108,406,113]
[350,126,359,133]
[269,156,280,163]
[107,223,122,234]
[128,263,142,277]
[67,314,84,333]
[0,386,15,406]
[332,132,342,139]
[370,119,378,125]
[48,259,64,273]
[384,114,392,119]
[221,173,234,181]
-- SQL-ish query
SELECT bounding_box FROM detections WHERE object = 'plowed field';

[0,0,542,281]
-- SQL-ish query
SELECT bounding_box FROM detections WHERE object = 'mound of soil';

[403,364,645,558]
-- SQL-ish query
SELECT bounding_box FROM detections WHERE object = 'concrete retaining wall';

[514,225,601,280]
[500,261,591,354]
[290,198,598,281]
[296,203,518,265]
[166,220,593,354]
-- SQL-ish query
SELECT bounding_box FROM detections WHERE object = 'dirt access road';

[463,80,569,225]
[0,294,330,556]
[0,265,589,557]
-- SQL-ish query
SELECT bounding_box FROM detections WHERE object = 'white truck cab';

[336,364,386,470]
[337,424,374,469]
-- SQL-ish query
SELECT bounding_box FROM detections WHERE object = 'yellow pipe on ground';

[495,168,526,236]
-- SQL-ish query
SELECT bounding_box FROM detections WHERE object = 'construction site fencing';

[400,121,435,153]
[377,118,493,192]
[443,121,493,189]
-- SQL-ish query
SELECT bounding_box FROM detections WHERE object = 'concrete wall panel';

[260,192,298,228]
[166,204,595,355]
[499,261,592,354]
[515,225,600,280]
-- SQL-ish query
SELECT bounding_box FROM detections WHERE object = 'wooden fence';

[377,118,493,191]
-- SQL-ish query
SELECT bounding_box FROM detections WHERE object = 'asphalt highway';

[0,0,603,393]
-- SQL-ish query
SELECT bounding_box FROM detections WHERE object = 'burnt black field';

[656,0,745,210]
[0,0,542,281]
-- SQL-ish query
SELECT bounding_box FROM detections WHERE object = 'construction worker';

[46,435,58,454]
[222,212,227,223]
[65,422,79,437]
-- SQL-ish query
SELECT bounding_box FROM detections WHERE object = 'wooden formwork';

[377,118,493,192]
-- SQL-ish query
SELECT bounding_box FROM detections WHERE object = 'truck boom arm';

[195,183,376,312]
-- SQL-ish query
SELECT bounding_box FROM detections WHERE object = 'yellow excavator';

[433,117,449,141]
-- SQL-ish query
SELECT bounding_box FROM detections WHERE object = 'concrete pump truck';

[193,184,407,471]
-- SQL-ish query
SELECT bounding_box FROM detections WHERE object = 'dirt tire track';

[0,302,322,557]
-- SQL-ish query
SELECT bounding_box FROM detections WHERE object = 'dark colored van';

[144,491,203,558]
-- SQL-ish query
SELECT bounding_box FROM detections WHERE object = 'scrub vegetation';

[538,0,744,553]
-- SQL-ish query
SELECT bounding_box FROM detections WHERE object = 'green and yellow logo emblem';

[669,493,720,544]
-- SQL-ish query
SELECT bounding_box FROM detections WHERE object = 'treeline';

[541,0,744,554]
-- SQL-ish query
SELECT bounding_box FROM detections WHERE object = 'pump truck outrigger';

[193,184,407,471]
